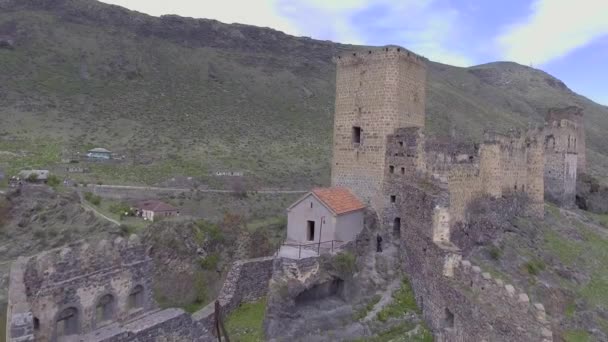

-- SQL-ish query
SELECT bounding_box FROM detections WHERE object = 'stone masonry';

[6,236,274,342]
[546,106,585,173]
[329,45,577,341]
[331,47,426,213]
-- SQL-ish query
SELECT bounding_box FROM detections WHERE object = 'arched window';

[96,294,115,325]
[128,285,145,310]
[56,307,79,337]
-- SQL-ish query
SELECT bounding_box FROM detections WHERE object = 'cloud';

[277,0,474,66]
[497,0,608,65]
[99,0,299,36]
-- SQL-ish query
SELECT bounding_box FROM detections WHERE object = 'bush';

[488,246,502,260]
[119,224,137,237]
[47,175,60,187]
[84,192,101,206]
[525,259,546,276]
[195,220,223,243]
[26,173,38,182]
[183,272,208,313]
[333,251,356,275]
[200,254,220,271]
[109,202,132,216]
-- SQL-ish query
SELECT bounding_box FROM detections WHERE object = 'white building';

[286,187,365,245]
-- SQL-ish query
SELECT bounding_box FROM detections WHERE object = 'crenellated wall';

[383,179,552,341]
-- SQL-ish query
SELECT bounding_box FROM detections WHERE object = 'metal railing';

[277,239,345,259]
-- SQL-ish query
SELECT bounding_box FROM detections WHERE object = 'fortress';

[6,46,586,342]
[332,46,583,225]
[330,46,585,341]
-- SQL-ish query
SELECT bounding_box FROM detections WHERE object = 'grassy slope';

[0,0,606,189]
[470,205,608,341]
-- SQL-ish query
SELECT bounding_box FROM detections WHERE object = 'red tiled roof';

[312,187,365,215]
[136,200,178,212]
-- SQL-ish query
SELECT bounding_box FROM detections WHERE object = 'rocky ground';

[455,195,608,341]
[264,213,432,342]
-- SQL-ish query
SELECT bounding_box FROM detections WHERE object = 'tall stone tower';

[330,46,427,211]
[546,106,585,173]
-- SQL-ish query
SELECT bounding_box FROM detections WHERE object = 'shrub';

[47,175,60,187]
[84,192,101,205]
[200,254,220,271]
[488,246,502,260]
[26,173,38,182]
[525,258,546,276]
[195,220,223,243]
[333,251,356,275]
[109,202,131,216]
[119,224,136,237]
[184,272,208,313]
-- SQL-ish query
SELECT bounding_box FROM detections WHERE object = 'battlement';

[335,45,426,68]
[546,106,583,122]
[447,258,552,340]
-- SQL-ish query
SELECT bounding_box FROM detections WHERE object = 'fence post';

[299,245,301,259]
[331,240,334,253]
[215,300,222,342]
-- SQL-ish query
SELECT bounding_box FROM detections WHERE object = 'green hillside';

[0,0,606,188]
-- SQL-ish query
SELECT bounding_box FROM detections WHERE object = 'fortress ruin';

[6,45,586,342]
[329,46,585,341]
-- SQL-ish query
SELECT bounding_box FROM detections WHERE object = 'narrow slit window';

[389,165,395,173]
[352,126,362,144]
[390,195,396,203]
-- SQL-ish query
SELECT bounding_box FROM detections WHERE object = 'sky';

[99,0,608,105]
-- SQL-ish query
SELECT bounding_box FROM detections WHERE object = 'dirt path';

[87,184,307,194]
[363,277,401,322]
[77,191,120,226]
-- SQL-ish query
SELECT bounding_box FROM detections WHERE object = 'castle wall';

[546,106,585,173]
[543,119,578,207]
[384,180,551,341]
[331,47,426,212]
[447,165,483,224]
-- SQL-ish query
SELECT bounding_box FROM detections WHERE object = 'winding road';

[87,184,308,194]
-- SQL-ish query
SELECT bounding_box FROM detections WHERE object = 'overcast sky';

[99,0,608,105]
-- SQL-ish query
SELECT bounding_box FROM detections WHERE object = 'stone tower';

[543,118,578,207]
[331,46,427,211]
[546,106,585,173]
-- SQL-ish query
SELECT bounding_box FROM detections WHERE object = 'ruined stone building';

[329,46,585,341]
[332,46,584,227]
[7,234,274,342]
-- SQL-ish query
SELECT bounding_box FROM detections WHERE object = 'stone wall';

[8,235,154,342]
[6,240,274,342]
[385,180,552,341]
[543,119,578,207]
[331,46,426,213]
[546,106,585,173]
